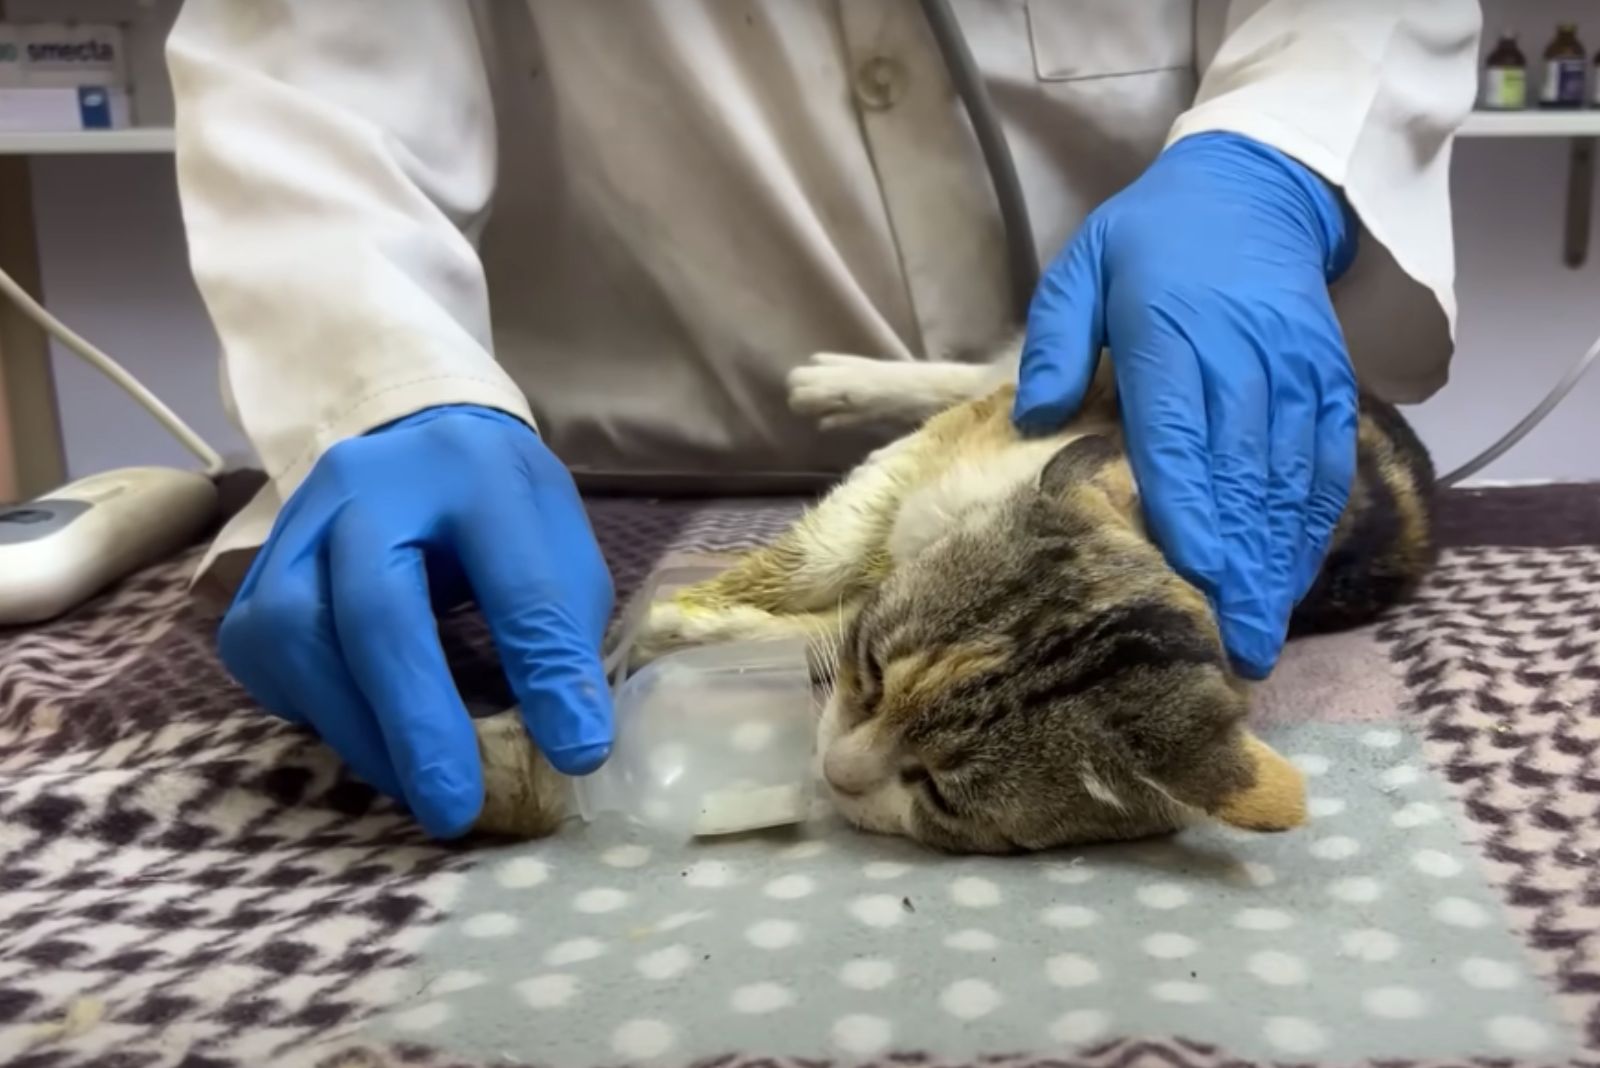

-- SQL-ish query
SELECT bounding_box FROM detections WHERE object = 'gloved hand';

[217,404,614,837]
[1014,132,1359,679]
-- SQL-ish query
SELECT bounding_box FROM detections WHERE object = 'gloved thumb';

[1014,224,1107,434]
[510,635,615,775]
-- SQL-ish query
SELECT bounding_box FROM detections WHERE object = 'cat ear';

[1038,434,1139,517]
[1206,732,1307,832]
[1038,434,1119,495]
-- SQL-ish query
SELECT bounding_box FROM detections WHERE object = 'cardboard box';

[18,22,126,89]
[0,86,130,131]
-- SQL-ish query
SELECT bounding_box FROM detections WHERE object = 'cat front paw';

[625,598,700,670]
[627,596,799,671]
[788,352,996,429]
[786,352,906,429]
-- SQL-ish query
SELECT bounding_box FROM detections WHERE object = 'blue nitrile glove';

[217,404,614,837]
[1014,132,1359,679]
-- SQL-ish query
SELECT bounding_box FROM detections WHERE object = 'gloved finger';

[217,598,304,725]
[216,503,308,724]
[269,626,409,805]
[219,546,406,801]
[455,450,615,776]
[1260,353,1319,650]
[1014,226,1107,434]
[327,515,485,839]
[1201,340,1277,679]
[1295,360,1359,601]
[1110,314,1225,603]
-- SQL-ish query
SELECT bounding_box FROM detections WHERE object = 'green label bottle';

[1482,30,1528,109]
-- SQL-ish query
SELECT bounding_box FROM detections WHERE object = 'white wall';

[36,155,250,478]
[29,1,1600,486]
[1407,0,1600,484]
[20,0,247,479]
[1413,136,1600,485]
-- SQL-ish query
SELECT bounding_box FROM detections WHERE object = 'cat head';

[817,435,1306,853]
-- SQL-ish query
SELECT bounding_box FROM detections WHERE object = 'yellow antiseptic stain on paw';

[670,591,719,616]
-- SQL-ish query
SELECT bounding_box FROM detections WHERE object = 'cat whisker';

[803,620,836,679]
[799,614,841,720]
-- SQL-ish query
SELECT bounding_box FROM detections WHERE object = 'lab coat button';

[854,55,907,111]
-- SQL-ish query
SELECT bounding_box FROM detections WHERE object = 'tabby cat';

[470,339,1435,853]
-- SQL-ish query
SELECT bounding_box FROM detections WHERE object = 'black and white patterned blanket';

[0,490,1597,1068]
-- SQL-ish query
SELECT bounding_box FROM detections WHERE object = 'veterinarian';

[168,3,1480,837]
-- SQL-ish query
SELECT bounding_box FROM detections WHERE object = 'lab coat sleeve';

[166,1,529,505]
[1169,1,1483,402]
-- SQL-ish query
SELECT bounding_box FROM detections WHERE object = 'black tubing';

[919,0,1040,320]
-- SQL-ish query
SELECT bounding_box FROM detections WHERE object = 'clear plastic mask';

[571,567,820,838]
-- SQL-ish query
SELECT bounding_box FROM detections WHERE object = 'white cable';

[0,262,225,477]
[1437,327,1600,488]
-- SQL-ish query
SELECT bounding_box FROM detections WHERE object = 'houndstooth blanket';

[1,488,1598,1068]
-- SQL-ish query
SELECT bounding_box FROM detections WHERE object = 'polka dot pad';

[375,724,1574,1063]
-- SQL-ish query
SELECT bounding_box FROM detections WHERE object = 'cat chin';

[814,691,917,840]
[829,783,916,839]
[811,784,893,837]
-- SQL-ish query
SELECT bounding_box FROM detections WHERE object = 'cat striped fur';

[471,339,1435,851]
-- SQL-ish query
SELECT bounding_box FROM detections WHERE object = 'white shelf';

[0,115,1592,151]
[0,114,1593,149]
[1460,111,1600,137]
[0,128,175,155]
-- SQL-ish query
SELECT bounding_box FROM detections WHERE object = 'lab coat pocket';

[1025,0,1193,82]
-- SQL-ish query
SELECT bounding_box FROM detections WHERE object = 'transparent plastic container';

[570,566,819,838]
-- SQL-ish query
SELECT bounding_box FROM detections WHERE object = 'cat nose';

[824,742,889,797]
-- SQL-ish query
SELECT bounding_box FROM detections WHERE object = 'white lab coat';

[166,1,1481,589]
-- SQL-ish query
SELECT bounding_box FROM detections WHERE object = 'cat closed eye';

[848,653,884,714]
[901,765,959,816]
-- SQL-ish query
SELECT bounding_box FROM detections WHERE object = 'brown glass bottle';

[1541,24,1587,108]
[1482,31,1528,109]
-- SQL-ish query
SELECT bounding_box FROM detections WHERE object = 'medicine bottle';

[1541,24,1587,109]
[1482,31,1527,109]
